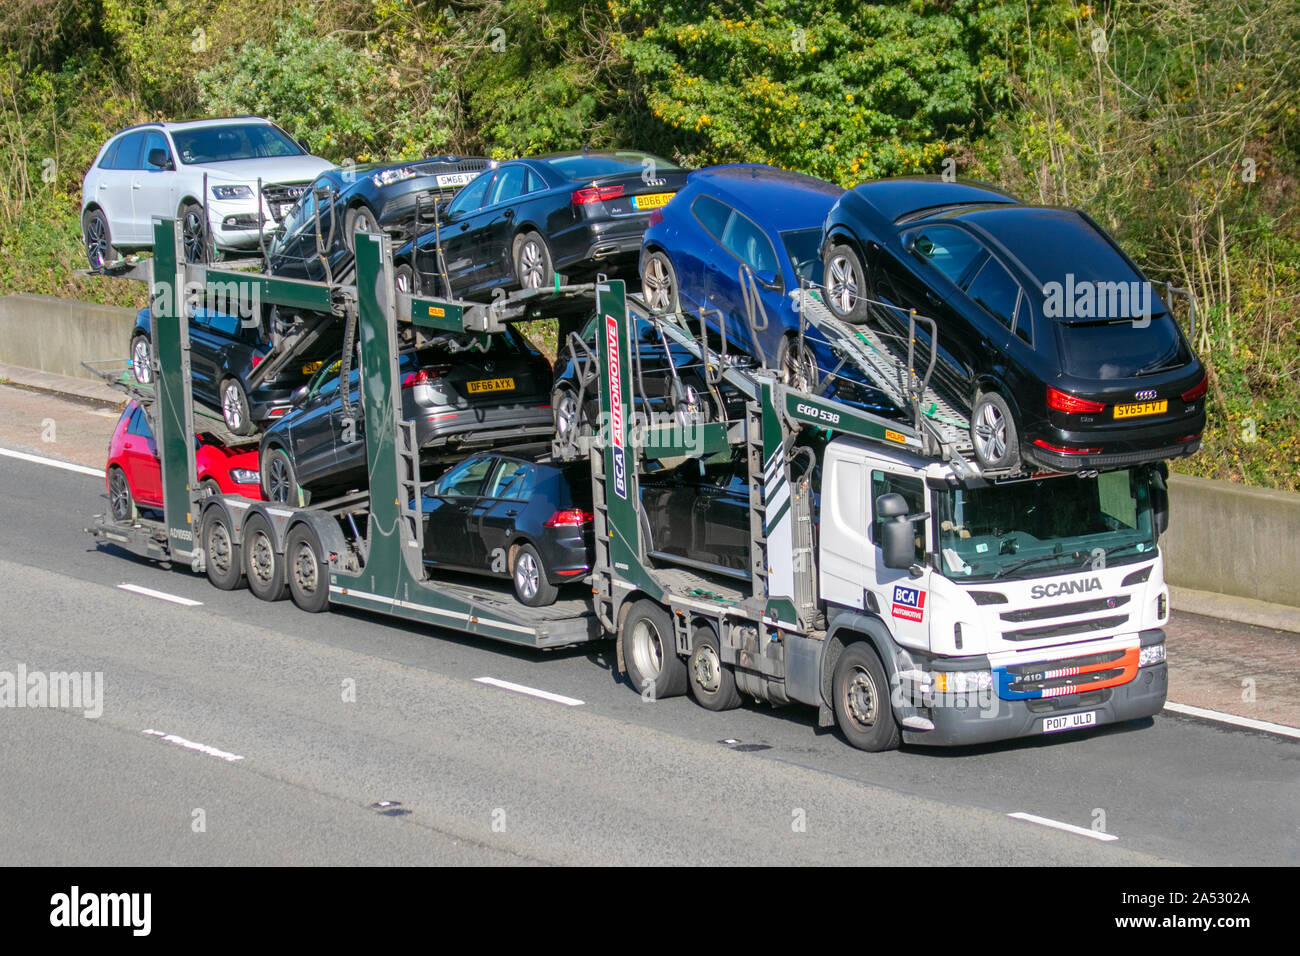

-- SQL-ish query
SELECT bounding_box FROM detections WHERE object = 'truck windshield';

[933,468,1158,582]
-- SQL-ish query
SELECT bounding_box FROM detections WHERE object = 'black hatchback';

[394,150,688,300]
[820,177,1206,472]
[420,452,594,606]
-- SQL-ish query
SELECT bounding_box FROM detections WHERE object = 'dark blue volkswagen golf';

[636,164,898,415]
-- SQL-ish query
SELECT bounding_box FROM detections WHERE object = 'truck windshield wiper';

[1085,541,1150,567]
[993,550,1082,580]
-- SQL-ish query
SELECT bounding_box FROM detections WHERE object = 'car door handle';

[503,209,514,220]
[459,223,470,231]
[98,183,109,189]
[505,509,519,517]
[132,183,142,189]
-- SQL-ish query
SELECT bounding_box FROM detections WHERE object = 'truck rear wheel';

[621,599,687,700]
[243,513,286,602]
[203,507,243,591]
[286,523,330,613]
[688,624,741,711]
[832,643,901,752]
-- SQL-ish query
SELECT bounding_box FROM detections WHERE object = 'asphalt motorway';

[1,452,1297,866]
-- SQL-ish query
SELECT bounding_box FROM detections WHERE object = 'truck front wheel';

[832,643,901,752]
[620,599,687,701]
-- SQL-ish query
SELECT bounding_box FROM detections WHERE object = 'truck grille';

[1001,613,1130,642]
[1000,594,1130,623]
[996,646,1139,700]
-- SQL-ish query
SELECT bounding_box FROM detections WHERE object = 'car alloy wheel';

[641,255,675,313]
[514,549,540,601]
[554,389,578,436]
[131,335,152,385]
[108,468,132,521]
[265,452,292,504]
[973,400,1007,463]
[222,381,246,433]
[827,253,860,315]
[85,212,111,270]
[182,205,209,263]
[518,239,546,289]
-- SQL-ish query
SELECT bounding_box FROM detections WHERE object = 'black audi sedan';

[266,156,489,282]
[258,328,554,504]
[419,452,594,606]
[128,306,337,435]
[820,177,1206,472]
[393,150,688,300]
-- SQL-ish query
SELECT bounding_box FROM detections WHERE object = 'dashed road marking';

[1164,701,1300,740]
[474,677,583,707]
[118,583,203,607]
[0,446,104,478]
[143,729,243,763]
[1007,811,1119,842]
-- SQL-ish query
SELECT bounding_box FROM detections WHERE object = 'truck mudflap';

[904,662,1167,747]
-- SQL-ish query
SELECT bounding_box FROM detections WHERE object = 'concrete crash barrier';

[1164,473,1300,611]
[0,294,137,383]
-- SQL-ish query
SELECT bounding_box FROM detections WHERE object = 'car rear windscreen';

[548,153,680,181]
[1054,314,1189,379]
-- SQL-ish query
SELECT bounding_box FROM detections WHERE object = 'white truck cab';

[819,436,1170,745]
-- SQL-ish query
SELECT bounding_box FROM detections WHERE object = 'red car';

[105,400,263,520]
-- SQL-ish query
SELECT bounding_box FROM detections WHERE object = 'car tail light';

[647,209,665,227]
[251,355,263,369]
[545,509,594,527]
[572,184,624,205]
[1046,386,1105,414]
[1181,374,1207,402]
[1032,439,1103,455]
[1176,434,1201,443]
[402,366,449,389]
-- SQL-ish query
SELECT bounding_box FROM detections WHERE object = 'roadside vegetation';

[2,0,1296,488]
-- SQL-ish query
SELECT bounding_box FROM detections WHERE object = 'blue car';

[637,164,898,413]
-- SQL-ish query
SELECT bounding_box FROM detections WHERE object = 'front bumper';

[901,662,1167,746]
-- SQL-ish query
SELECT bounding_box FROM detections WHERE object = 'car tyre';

[242,513,287,602]
[107,466,134,522]
[180,201,212,264]
[552,385,584,439]
[344,204,380,252]
[970,391,1020,472]
[199,478,223,499]
[220,377,255,436]
[83,208,116,271]
[832,642,901,752]
[776,334,819,391]
[512,542,559,607]
[285,523,330,613]
[130,333,153,385]
[202,506,243,591]
[823,242,871,324]
[513,231,554,291]
[620,599,687,700]
[688,623,742,711]
[394,262,420,297]
[262,445,304,506]
[640,250,680,314]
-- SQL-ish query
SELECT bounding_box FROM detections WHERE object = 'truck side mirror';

[1150,466,1169,537]
[876,492,915,571]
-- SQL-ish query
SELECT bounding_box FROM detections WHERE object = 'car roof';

[687,164,844,228]
[851,176,1019,224]
[107,117,280,139]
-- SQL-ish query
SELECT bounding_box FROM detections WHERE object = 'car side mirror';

[901,233,917,255]
[291,385,310,407]
[755,269,781,292]
[876,492,916,571]
[297,138,311,153]
[147,148,172,170]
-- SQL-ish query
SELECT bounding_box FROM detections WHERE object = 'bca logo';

[891,585,926,622]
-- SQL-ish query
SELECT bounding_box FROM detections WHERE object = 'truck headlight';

[934,670,993,694]
[228,469,260,485]
[211,184,254,200]
[1139,643,1166,667]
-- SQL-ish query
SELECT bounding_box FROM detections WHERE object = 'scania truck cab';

[819,440,1170,747]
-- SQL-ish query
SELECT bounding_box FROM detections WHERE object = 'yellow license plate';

[302,361,323,375]
[1113,400,1167,419]
[467,377,515,394]
[633,192,674,210]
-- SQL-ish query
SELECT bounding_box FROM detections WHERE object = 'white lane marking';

[0,446,104,478]
[117,583,203,607]
[1164,701,1300,740]
[143,729,244,763]
[473,677,584,707]
[1007,812,1119,842]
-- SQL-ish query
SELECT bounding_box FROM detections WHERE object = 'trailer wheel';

[203,508,243,591]
[688,623,741,711]
[823,242,871,324]
[286,523,330,613]
[832,642,901,752]
[107,466,134,522]
[620,599,687,700]
[242,513,286,602]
